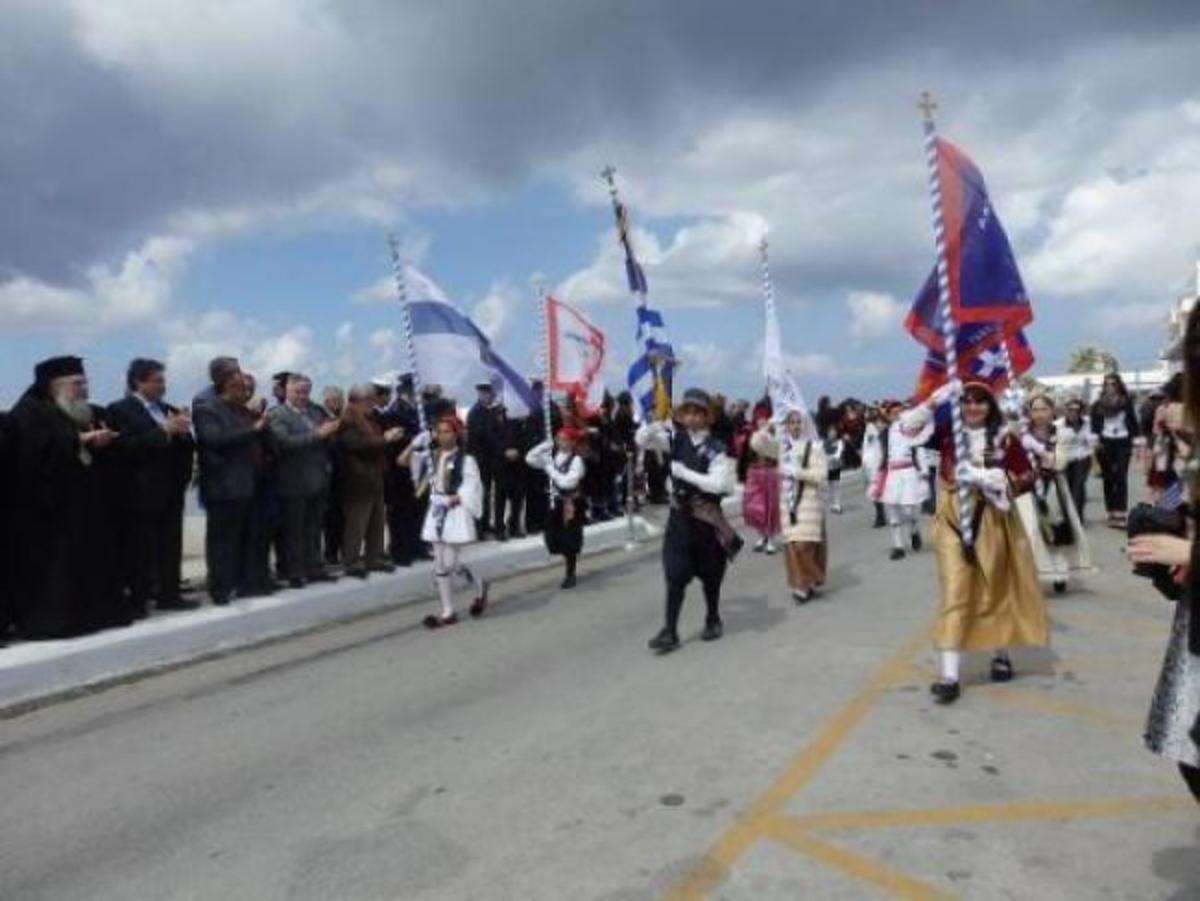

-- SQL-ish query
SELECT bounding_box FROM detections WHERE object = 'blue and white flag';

[612,197,674,419]
[404,265,536,416]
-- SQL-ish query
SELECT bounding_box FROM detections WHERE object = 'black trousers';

[477,462,495,534]
[662,510,727,633]
[205,499,254,601]
[324,487,344,564]
[387,471,426,564]
[526,472,549,534]
[495,462,526,534]
[121,501,185,612]
[278,492,325,580]
[1065,457,1091,522]
[1098,438,1132,514]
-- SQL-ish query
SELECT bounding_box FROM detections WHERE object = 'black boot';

[648,628,681,653]
[701,619,724,642]
[930,681,960,704]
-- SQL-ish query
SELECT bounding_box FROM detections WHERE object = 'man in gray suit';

[268,374,340,587]
[194,360,267,605]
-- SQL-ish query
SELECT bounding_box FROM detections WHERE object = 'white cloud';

[161,309,316,394]
[846,290,904,343]
[472,279,526,342]
[0,235,193,336]
[558,211,768,311]
[1096,302,1169,331]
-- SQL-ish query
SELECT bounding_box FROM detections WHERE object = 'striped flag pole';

[918,92,976,555]
[535,279,558,503]
[387,234,431,460]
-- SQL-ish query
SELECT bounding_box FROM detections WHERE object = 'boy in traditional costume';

[417,416,489,629]
[867,400,933,560]
[637,389,741,653]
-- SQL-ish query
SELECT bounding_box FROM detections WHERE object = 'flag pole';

[758,235,777,414]
[535,279,558,508]
[387,234,431,465]
[917,93,976,557]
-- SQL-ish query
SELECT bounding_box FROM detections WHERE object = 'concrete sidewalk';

[0,515,661,712]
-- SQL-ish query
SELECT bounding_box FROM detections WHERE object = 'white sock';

[939,650,961,682]
[889,518,904,549]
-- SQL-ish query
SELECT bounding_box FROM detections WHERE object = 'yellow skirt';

[932,484,1049,652]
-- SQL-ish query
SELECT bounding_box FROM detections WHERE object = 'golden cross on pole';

[917,91,938,122]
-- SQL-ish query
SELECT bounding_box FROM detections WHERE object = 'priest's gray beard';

[54,394,93,427]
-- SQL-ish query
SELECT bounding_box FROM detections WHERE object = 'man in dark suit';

[107,358,196,617]
[379,374,424,566]
[267,373,340,587]
[0,409,13,641]
[466,383,506,538]
[194,360,268,605]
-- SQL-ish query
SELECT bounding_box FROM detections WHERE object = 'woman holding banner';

[919,382,1048,705]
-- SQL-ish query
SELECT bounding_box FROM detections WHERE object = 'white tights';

[886,503,920,549]
[938,649,1011,682]
[432,542,479,618]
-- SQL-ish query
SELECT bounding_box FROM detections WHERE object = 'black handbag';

[1127,502,1188,601]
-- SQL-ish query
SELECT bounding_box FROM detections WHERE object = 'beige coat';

[762,431,827,544]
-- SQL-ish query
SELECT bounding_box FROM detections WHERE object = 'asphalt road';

[2,487,1197,899]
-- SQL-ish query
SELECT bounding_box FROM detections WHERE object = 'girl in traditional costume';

[743,403,781,554]
[418,415,488,629]
[526,426,588,589]
[775,411,828,603]
[920,382,1048,705]
[1057,397,1096,523]
[1015,394,1095,593]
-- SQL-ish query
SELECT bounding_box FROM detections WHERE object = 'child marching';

[637,388,741,653]
[867,400,933,561]
[823,424,845,514]
[1015,394,1094,593]
[744,404,782,554]
[526,426,588,589]
[777,411,829,603]
[417,415,490,630]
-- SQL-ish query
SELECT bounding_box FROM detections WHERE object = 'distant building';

[1029,262,1197,403]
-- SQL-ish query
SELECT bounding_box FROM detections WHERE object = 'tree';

[1066,346,1120,375]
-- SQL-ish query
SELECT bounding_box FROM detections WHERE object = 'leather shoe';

[648,628,680,653]
[930,681,961,704]
[701,620,724,642]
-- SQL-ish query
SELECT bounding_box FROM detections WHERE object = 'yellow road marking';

[783,795,1194,832]
[974,685,1143,731]
[662,625,931,900]
[761,816,955,900]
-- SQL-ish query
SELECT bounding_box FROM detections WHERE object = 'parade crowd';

[1,330,1198,799]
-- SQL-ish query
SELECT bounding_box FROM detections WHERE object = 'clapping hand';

[383,426,405,443]
[316,420,340,440]
[81,425,118,448]
[165,410,192,437]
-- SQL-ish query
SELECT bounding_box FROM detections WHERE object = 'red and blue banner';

[906,136,1035,400]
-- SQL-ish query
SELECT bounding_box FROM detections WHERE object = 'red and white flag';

[546,296,606,414]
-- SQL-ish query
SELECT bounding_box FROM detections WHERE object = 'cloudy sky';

[3,0,1199,406]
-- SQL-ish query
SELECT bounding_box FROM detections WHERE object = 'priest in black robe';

[10,356,129,639]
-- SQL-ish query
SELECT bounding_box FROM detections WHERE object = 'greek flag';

[404,265,536,416]
[612,199,674,419]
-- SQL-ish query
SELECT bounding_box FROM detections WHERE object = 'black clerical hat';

[34,355,84,385]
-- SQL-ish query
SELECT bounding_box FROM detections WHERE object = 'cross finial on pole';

[917,91,938,122]
[600,164,617,186]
